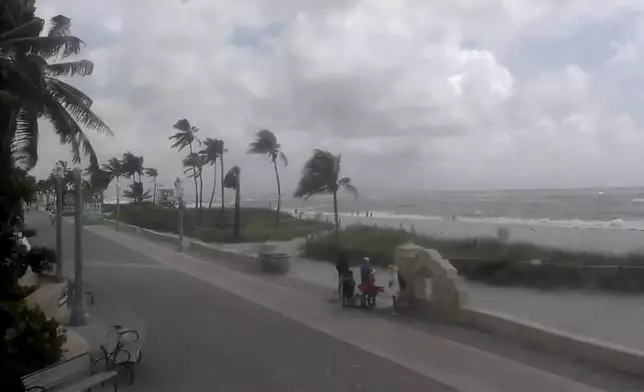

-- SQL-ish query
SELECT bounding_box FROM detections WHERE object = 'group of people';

[335,252,406,312]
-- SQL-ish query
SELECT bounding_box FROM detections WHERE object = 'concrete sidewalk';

[85,224,615,392]
[219,239,644,353]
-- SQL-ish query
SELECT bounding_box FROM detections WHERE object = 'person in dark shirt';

[360,257,373,286]
[335,252,350,300]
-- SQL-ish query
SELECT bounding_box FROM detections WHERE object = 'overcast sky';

[33,0,644,196]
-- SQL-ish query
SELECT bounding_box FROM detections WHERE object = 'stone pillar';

[394,242,422,304]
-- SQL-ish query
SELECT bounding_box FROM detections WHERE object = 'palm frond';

[341,183,358,199]
[279,151,288,167]
[45,77,92,106]
[173,118,192,132]
[294,149,341,199]
[45,60,93,77]
[145,168,158,177]
[45,78,111,134]
[2,35,84,58]
[12,109,39,168]
[48,15,71,37]
[0,17,44,41]
[247,129,277,155]
[42,93,97,165]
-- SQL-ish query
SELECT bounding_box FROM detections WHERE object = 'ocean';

[277,187,644,231]
[105,187,644,253]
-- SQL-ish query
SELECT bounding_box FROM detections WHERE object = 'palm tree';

[145,168,159,204]
[224,166,241,239]
[182,152,205,214]
[170,119,200,210]
[1,7,112,169]
[217,139,227,221]
[121,152,143,185]
[248,130,288,226]
[123,182,150,203]
[84,164,111,207]
[199,138,221,209]
[294,150,358,243]
[102,157,123,223]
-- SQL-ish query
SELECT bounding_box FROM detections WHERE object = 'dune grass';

[304,225,644,292]
[103,203,331,243]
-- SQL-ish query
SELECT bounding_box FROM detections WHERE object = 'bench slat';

[22,353,91,389]
[56,371,118,392]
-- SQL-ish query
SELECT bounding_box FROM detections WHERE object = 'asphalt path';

[26,212,455,392]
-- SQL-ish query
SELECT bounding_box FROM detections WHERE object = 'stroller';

[340,269,384,309]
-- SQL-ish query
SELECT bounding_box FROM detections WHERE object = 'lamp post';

[54,162,64,281]
[70,168,87,326]
[175,177,184,251]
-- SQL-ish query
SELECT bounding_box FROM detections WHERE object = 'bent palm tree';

[121,152,144,185]
[294,150,357,243]
[145,168,159,204]
[199,138,221,209]
[170,119,200,210]
[248,130,287,226]
[224,166,241,239]
[1,7,111,169]
[182,153,205,214]
[102,157,123,216]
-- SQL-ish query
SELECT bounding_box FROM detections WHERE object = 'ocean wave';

[631,198,644,203]
[457,216,644,230]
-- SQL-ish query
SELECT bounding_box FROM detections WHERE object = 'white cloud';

[31,0,644,193]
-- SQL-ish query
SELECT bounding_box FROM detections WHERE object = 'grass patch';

[103,203,331,243]
[304,225,644,292]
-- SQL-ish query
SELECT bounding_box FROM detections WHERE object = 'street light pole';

[55,165,64,281]
[70,168,87,326]
[175,177,184,251]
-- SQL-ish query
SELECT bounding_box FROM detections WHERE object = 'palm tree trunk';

[233,171,240,239]
[333,190,340,244]
[273,160,281,227]
[209,161,217,209]
[189,143,199,213]
[220,155,225,222]
[198,170,204,216]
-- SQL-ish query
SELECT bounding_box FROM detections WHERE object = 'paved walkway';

[26,212,644,391]
[220,240,644,352]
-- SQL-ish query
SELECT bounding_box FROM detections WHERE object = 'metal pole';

[116,177,120,231]
[70,169,87,326]
[55,174,63,281]
[176,177,184,251]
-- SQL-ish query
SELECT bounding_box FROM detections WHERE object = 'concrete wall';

[394,243,644,377]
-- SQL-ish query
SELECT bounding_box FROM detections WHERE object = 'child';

[388,265,404,315]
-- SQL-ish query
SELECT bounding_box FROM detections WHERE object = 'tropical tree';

[1,7,112,169]
[145,168,158,204]
[121,152,143,184]
[182,152,205,214]
[217,140,226,220]
[199,138,221,209]
[248,130,288,226]
[123,182,150,203]
[102,156,122,207]
[83,165,112,206]
[170,119,200,210]
[294,150,357,243]
[224,166,241,239]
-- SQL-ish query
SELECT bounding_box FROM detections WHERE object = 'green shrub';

[2,302,66,376]
[110,204,331,243]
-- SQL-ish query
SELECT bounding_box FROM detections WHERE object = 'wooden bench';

[21,352,118,392]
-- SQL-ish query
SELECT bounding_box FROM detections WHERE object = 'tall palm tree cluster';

[170,120,357,240]
[99,152,158,204]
